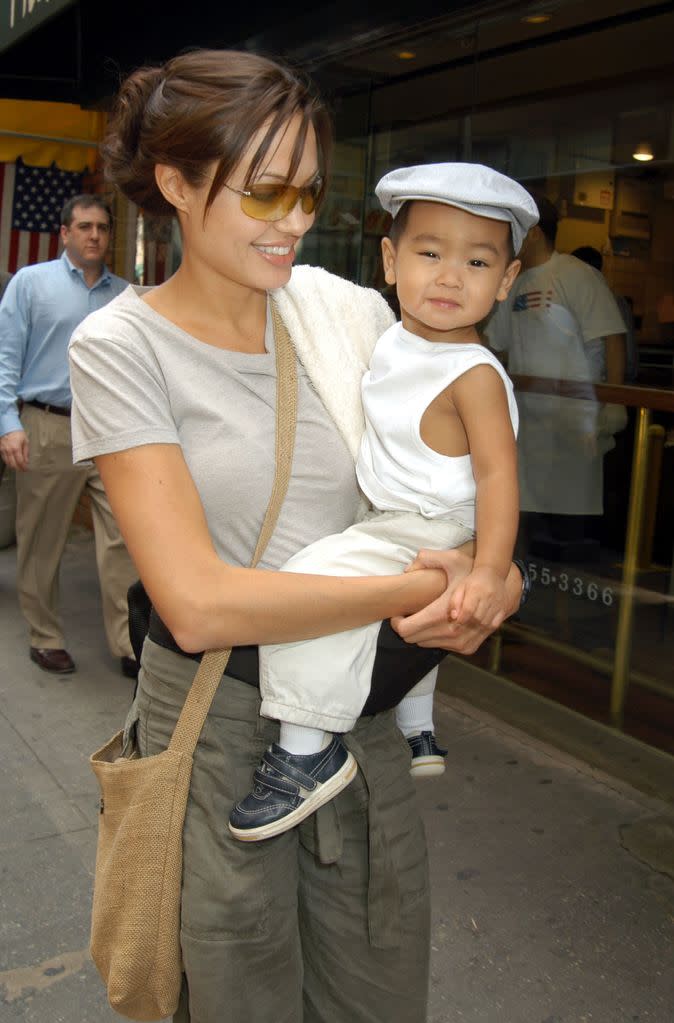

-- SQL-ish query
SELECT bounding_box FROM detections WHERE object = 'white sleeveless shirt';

[356,323,519,529]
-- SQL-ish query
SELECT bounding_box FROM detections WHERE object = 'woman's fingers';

[392,591,453,639]
[412,623,492,655]
[392,599,499,653]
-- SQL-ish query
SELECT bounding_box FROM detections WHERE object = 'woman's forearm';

[95,444,446,652]
[169,561,447,653]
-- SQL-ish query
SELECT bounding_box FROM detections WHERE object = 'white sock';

[396,693,435,738]
[278,722,330,756]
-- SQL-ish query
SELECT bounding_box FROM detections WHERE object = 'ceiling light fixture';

[397,50,416,60]
[522,13,552,24]
[632,142,654,162]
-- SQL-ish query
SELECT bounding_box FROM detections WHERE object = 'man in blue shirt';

[0,194,137,676]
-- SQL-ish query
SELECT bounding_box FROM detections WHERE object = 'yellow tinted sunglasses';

[225,178,324,222]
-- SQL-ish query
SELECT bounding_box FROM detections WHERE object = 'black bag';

[127,579,152,665]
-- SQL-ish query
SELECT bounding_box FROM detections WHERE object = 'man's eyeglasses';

[224,178,324,222]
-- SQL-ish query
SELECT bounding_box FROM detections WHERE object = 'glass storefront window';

[298,139,367,284]
[482,392,674,754]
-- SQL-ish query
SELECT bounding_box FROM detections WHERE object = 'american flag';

[514,289,553,311]
[0,158,83,273]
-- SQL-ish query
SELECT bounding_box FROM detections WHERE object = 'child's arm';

[447,363,519,627]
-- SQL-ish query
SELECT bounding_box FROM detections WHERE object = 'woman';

[69,50,524,1022]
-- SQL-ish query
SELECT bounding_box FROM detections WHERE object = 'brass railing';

[500,377,674,729]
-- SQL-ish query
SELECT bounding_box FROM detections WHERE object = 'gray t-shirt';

[69,285,360,571]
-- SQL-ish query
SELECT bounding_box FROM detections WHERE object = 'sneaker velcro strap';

[263,750,319,791]
[253,766,300,799]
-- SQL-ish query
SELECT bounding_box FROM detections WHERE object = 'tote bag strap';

[169,300,298,755]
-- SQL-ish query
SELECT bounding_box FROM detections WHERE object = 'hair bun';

[101,66,171,214]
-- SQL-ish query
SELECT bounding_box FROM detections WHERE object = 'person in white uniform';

[229,163,538,842]
[484,196,627,554]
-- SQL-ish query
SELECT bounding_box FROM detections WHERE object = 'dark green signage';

[0,0,75,54]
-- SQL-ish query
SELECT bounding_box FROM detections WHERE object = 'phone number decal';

[527,562,615,605]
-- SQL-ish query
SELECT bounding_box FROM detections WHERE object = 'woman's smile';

[253,242,296,266]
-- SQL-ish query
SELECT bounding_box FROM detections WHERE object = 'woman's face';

[179,113,320,293]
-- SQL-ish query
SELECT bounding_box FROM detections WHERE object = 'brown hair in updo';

[102,49,333,218]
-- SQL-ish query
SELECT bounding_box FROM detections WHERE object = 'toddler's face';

[381,201,520,343]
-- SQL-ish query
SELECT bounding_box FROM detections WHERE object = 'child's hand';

[449,566,508,629]
[393,551,521,654]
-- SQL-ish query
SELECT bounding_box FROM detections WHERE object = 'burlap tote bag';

[89,303,297,1021]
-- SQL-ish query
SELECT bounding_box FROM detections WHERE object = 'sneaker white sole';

[410,756,446,778]
[229,751,358,842]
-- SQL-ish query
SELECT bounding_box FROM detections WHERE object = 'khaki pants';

[15,403,136,656]
[132,640,431,1023]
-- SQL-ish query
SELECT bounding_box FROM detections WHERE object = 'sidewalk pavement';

[1,527,673,1023]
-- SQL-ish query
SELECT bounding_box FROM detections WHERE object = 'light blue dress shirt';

[0,252,128,435]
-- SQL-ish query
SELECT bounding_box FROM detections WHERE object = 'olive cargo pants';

[132,640,432,1023]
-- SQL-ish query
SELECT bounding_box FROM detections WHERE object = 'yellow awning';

[0,100,106,171]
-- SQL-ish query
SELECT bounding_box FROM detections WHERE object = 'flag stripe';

[38,233,50,262]
[16,231,30,270]
[28,232,40,266]
[9,228,19,273]
[0,163,15,272]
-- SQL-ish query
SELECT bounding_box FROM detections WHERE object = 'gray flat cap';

[375,162,539,254]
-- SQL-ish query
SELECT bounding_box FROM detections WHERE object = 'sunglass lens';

[241,185,289,222]
[242,181,322,221]
[301,180,323,215]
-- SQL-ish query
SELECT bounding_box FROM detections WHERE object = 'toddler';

[229,163,538,841]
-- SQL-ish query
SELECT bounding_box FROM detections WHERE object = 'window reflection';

[298,44,674,750]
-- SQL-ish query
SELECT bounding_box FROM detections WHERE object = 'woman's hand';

[390,548,523,655]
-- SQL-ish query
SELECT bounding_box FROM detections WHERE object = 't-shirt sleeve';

[561,260,627,343]
[69,327,180,463]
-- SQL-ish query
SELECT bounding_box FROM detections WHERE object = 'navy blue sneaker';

[228,736,357,842]
[406,731,448,777]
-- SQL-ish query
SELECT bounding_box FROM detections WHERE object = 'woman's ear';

[154,165,190,214]
[381,237,397,287]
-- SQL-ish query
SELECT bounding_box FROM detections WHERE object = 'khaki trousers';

[15,403,136,656]
[131,640,431,1023]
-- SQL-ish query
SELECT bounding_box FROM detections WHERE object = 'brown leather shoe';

[29,647,76,673]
